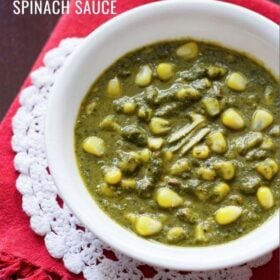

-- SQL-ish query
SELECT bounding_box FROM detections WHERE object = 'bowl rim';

[46,0,280,271]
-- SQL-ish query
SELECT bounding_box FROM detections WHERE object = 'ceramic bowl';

[46,0,279,271]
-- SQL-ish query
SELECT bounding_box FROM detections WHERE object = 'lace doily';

[11,38,273,280]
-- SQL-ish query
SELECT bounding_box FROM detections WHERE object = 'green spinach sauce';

[75,40,280,246]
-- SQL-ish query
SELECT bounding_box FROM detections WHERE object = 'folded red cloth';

[0,0,279,279]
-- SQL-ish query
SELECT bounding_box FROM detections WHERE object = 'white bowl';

[46,0,280,271]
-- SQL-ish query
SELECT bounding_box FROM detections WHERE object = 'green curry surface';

[74,40,280,246]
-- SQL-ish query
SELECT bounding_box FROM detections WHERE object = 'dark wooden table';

[0,0,279,120]
[0,1,59,120]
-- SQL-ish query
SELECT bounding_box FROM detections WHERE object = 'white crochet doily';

[11,38,273,280]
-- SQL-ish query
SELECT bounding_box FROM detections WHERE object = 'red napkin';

[0,0,279,279]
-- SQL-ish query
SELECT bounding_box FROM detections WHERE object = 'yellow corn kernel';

[226,72,248,91]
[163,150,174,161]
[264,85,275,105]
[117,151,140,173]
[82,136,105,157]
[86,101,97,115]
[138,148,152,163]
[197,167,216,181]
[135,216,162,236]
[178,208,199,224]
[121,179,136,189]
[148,137,164,151]
[176,88,188,101]
[195,223,208,242]
[228,194,244,205]
[202,97,221,117]
[149,117,171,135]
[99,115,121,132]
[122,101,137,114]
[257,187,274,209]
[222,108,245,131]
[207,131,228,154]
[176,42,199,59]
[167,227,186,243]
[125,213,137,224]
[252,109,274,131]
[206,65,227,79]
[98,183,116,197]
[104,167,122,185]
[215,206,242,225]
[156,63,175,81]
[256,159,279,180]
[106,77,122,98]
[194,185,209,201]
[269,125,280,137]
[213,161,236,180]
[170,159,191,175]
[201,78,212,89]
[135,64,153,87]
[176,87,200,101]
[213,183,231,202]
[156,187,183,208]
[261,136,275,151]
[192,144,210,159]
[137,106,153,122]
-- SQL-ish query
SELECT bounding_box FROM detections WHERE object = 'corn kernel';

[197,167,216,181]
[137,106,153,122]
[149,117,171,135]
[125,213,137,224]
[156,63,175,81]
[135,216,162,236]
[121,179,136,189]
[98,183,116,197]
[213,161,236,180]
[99,115,121,132]
[156,187,183,208]
[192,144,210,159]
[170,159,190,175]
[213,183,231,202]
[138,148,152,163]
[222,108,245,130]
[226,72,248,91]
[202,97,221,117]
[176,42,199,59]
[106,77,122,98]
[257,187,274,209]
[104,167,122,185]
[135,65,153,87]
[167,227,186,243]
[195,223,208,242]
[176,87,200,101]
[86,101,97,115]
[206,65,227,79]
[201,78,212,89]
[82,136,105,157]
[163,150,174,161]
[261,136,275,151]
[252,109,274,131]
[122,101,137,114]
[215,206,242,225]
[148,137,164,151]
[256,159,279,180]
[207,132,228,154]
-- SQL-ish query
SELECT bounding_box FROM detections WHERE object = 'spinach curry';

[75,40,280,246]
